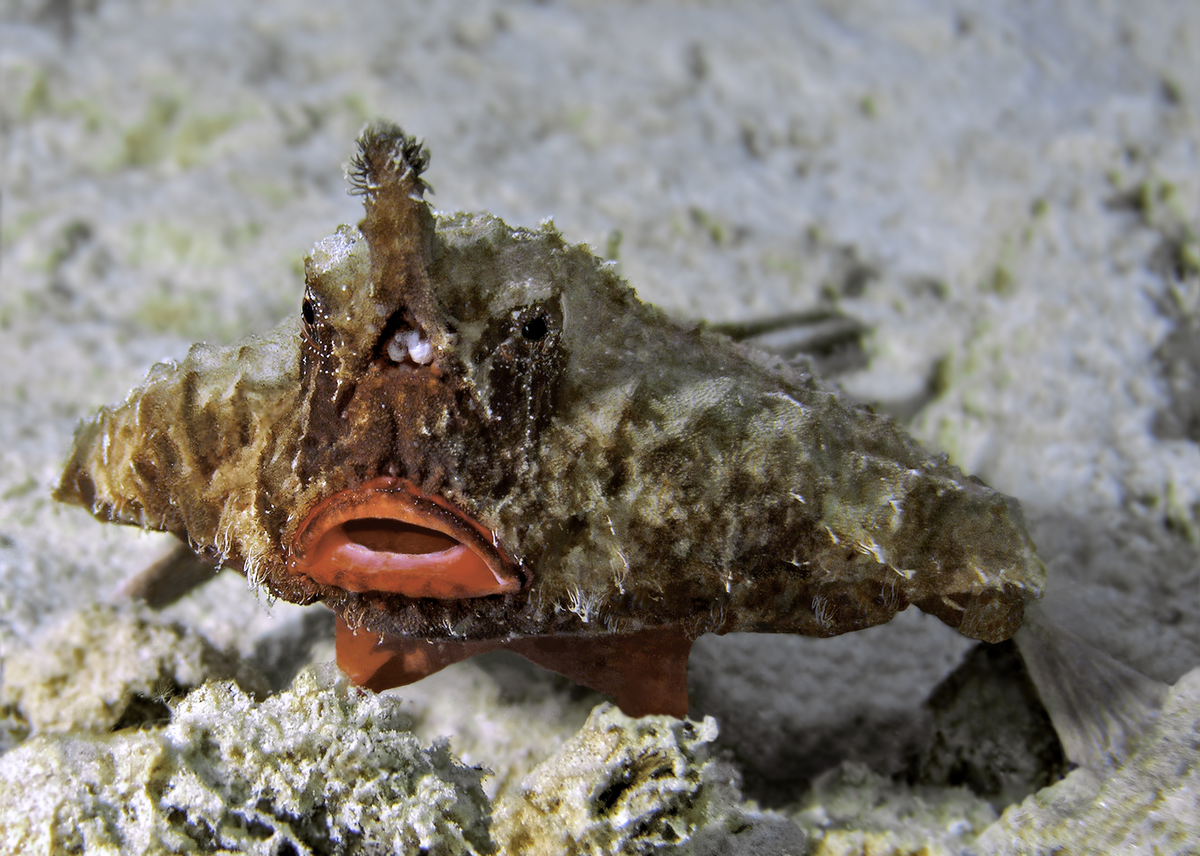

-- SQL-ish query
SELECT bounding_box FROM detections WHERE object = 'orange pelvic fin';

[335,617,693,718]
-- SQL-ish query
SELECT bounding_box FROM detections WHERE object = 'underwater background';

[1,1,1197,852]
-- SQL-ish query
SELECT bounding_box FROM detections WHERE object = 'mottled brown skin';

[57,122,1046,714]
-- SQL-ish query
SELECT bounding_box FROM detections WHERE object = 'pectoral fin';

[334,617,693,718]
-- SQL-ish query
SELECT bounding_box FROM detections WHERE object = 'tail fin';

[1015,604,1169,769]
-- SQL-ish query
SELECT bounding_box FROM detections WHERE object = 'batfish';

[57,122,1046,716]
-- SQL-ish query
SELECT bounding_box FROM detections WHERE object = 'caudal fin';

[1014,604,1169,769]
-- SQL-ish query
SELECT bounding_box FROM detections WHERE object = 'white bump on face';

[406,330,434,365]
[386,332,407,363]
[386,328,435,365]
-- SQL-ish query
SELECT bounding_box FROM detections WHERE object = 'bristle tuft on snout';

[347,121,430,198]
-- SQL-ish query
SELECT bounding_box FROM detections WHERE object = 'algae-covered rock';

[492,703,807,855]
[972,665,1200,855]
[0,603,269,737]
[0,665,493,855]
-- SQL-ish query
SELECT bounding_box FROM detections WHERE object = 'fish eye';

[520,316,549,342]
[301,296,316,329]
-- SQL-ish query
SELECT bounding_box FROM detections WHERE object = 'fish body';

[57,123,1045,715]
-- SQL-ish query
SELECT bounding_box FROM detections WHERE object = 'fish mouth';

[288,476,521,599]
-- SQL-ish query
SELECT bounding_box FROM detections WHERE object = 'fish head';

[268,123,667,640]
[272,125,588,618]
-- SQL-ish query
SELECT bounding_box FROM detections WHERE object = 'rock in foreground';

[0,665,492,855]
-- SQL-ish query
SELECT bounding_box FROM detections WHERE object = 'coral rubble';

[0,665,493,855]
[492,703,808,855]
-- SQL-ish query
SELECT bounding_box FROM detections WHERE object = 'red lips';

[288,476,520,599]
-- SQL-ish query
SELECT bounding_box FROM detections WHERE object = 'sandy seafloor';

[1,0,1198,853]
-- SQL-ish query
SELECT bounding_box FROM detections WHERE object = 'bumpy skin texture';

[57,122,1044,647]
